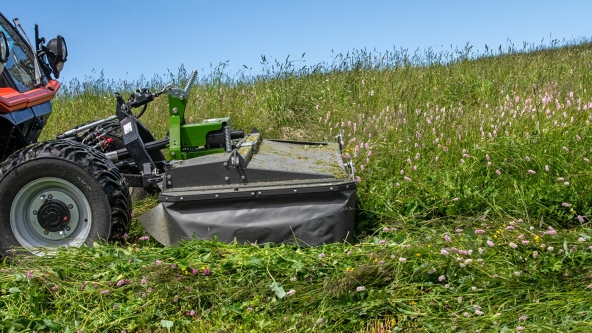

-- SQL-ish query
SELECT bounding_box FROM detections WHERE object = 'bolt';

[171,152,175,156]
[172,107,178,114]
[251,192,255,196]
[44,230,49,235]
[65,226,71,231]
[257,192,262,195]
[167,181,172,185]
[223,162,228,167]
[48,194,53,200]
[294,190,298,193]
[330,187,334,191]
[39,194,47,202]
[241,175,246,180]
[68,204,73,209]
[215,195,219,198]
[180,197,184,201]
[224,177,230,181]
[33,210,37,215]
[167,175,172,179]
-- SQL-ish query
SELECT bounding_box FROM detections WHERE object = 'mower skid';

[139,137,357,246]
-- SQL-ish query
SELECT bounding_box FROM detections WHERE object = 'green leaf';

[270,281,286,299]
[161,320,174,331]
[43,319,60,330]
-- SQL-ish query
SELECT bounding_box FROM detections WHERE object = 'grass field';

[2,40,592,332]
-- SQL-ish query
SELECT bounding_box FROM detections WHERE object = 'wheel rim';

[10,177,92,255]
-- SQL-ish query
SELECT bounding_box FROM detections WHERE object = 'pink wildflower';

[509,242,518,249]
[564,182,570,186]
[562,202,570,207]
[496,170,501,176]
[116,279,130,287]
[101,290,110,294]
[438,275,446,282]
[545,165,549,171]
[475,229,485,234]
[286,289,296,297]
[356,286,366,292]
[203,269,211,276]
[487,240,495,247]
[516,326,525,331]
[52,285,59,291]
[399,257,407,263]
[139,235,150,241]
[141,278,147,284]
[26,270,33,280]
[527,169,536,175]
[440,248,450,255]
[444,234,451,242]
[519,315,528,321]
[173,295,179,302]
[578,215,586,223]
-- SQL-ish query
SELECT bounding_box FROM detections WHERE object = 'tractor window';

[0,21,36,92]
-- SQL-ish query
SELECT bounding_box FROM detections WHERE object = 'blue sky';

[3,1,591,83]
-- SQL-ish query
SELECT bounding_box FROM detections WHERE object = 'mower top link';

[0,12,356,257]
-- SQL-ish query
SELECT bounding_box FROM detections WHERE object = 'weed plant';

[1,39,592,331]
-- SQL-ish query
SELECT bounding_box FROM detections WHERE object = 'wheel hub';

[37,199,71,232]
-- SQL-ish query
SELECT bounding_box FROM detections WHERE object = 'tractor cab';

[0,13,67,160]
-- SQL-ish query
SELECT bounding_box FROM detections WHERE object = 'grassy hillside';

[1,41,592,332]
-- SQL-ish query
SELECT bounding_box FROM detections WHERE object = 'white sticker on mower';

[123,123,133,135]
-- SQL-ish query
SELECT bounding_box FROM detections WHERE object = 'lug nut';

[68,204,73,209]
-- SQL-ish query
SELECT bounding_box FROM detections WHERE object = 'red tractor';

[0,13,130,256]
[0,13,357,257]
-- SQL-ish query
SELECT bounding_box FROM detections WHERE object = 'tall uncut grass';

[1,39,592,332]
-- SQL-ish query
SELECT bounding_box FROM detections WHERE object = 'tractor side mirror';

[0,31,9,64]
[0,31,9,74]
[46,35,67,78]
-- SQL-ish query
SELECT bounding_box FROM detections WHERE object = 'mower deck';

[140,136,356,246]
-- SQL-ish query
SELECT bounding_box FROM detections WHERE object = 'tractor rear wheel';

[0,140,131,256]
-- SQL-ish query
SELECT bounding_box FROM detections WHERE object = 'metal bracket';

[227,150,248,183]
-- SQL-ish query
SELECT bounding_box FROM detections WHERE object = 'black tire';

[0,140,131,256]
